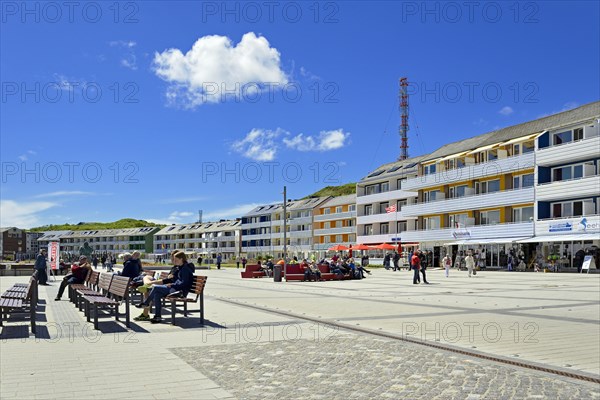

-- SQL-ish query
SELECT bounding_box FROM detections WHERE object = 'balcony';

[401,221,534,243]
[314,211,356,222]
[402,152,535,190]
[314,226,356,235]
[356,189,418,205]
[289,230,313,238]
[537,175,600,201]
[240,220,272,229]
[356,233,400,244]
[357,210,416,224]
[241,233,271,240]
[537,136,600,167]
[402,187,534,216]
[290,215,312,224]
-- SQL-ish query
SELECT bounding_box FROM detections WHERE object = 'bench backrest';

[108,275,130,300]
[244,264,261,273]
[187,276,207,301]
[97,273,114,292]
[159,271,169,280]
[25,276,37,301]
[285,264,304,275]
[88,271,100,288]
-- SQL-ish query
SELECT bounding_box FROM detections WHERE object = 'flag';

[385,204,397,213]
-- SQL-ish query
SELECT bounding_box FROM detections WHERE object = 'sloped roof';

[422,101,600,162]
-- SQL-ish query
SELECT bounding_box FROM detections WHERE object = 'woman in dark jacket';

[136,251,194,323]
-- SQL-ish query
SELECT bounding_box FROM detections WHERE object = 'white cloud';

[52,73,93,95]
[120,54,138,70]
[153,32,288,107]
[147,211,198,225]
[18,155,27,161]
[498,106,514,116]
[0,200,58,229]
[158,196,208,204]
[231,128,286,161]
[109,40,137,48]
[33,191,97,199]
[283,129,350,152]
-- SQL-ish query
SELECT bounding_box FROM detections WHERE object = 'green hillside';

[303,183,356,199]
[30,218,165,232]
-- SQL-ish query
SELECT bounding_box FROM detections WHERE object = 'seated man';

[54,256,92,301]
[136,251,194,323]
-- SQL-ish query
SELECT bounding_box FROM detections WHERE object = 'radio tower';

[398,77,409,160]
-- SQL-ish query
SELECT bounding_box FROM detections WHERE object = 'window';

[522,141,534,153]
[324,208,331,214]
[553,131,572,145]
[324,222,330,229]
[364,225,373,235]
[335,206,342,213]
[480,179,500,194]
[450,214,468,228]
[450,185,469,198]
[513,173,534,189]
[348,204,356,212]
[551,200,592,218]
[365,205,373,215]
[574,127,584,141]
[424,190,441,202]
[379,202,389,214]
[513,144,520,156]
[552,162,592,182]
[475,151,487,164]
[423,216,440,230]
[380,223,389,234]
[397,221,407,233]
[365,184,378,195]
[336,235,343,242]
[488,149,498,161]
[513,207,534,222]
[480,210,500,225]
[424,164,436,175]
[396,199,407,210]
[381,182,389,192]
[397,178,407,189]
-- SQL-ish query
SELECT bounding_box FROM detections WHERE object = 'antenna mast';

[399,77,409,160]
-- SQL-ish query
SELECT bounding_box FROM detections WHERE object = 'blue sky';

[1,1,599,228]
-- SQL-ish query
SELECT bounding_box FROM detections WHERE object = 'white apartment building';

[241,197,330,259]
[356,156,425,246]
[153,220,241,261]
[313,194,357,257]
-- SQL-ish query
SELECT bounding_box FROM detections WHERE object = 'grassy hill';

[303,183,356,199]
[30,218,165,232]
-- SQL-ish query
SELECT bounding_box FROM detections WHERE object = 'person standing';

[216,253,222,269]
[419,250,430,284]
[392,252,400,271]
[442,253,452,278]
[241,256,247,269]
[465,251,475,277]
[92,255,99,269]
[34,249,49,285]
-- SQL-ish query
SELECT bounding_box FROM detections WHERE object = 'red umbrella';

[328,244,349,251]
[353,244,374,250]
[374,243,396,250]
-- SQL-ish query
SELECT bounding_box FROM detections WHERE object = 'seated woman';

[346,258,357,278]
[134,255,181,321]
[135,251,194,323]
[54,256,92,301]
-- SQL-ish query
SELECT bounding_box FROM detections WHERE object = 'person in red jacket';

[411,251,421,284]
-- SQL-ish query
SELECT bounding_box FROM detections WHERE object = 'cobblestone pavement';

[171,334,600,400]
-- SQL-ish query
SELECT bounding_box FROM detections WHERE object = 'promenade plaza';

[1,267,599,399]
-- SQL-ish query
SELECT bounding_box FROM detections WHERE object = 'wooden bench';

[74,271,106,311]
[240,264,266,278]
[163,276,207,325]
[68,269,94,303]
[0,276,38,334]
[82,275,131,330]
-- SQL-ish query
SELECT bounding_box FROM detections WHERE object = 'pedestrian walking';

[465,251,475,277]
[216,253,222,269]
[442,254,452,277]
[411,250,421,284]
[241,256,247,269]
[393,252,400,271]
